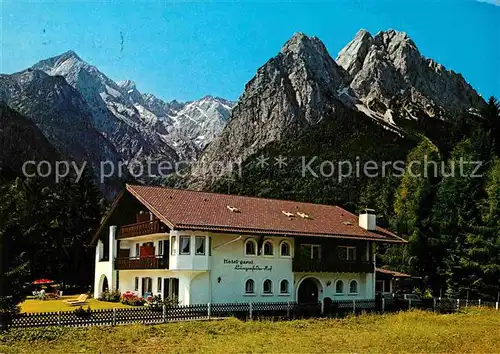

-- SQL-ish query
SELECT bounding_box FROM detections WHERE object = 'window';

[375,280,384,293]
[349,280,358,294]
[335,280,344,294]
[158,240,164,255]
[263,279,273,294]
[245,279,255,294]
[280,280,289,294]
[280,241,291,257]
[180,236,190,255]
[338,246,356,261]
[208,237,212,256]
[171,236,177,255]
[134,277,139,291]
[195,236,205,255]
[245,239,257,256]
[157,277,162,292]
[300,244,321,260]
[135,243,140,257]
[263,241,274,256]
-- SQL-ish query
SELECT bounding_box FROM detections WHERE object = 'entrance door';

[101,276,109,293]
[298,278,319,304]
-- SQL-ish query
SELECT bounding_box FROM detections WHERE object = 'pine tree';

[431,132,492,298]
[0,181,29,328]
[383,138,442,289]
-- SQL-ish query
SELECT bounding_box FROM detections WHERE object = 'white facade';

[94,226,376,304]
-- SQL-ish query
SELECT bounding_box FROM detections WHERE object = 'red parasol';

[32,279,54,285]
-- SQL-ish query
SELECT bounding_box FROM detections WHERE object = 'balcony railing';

[293,257,374,273]
[117,220,163,239]
[115,255,169,270]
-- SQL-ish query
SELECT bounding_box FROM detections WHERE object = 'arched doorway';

[297,277,321,304]
[102,276,109,293]
[98,274,109,296]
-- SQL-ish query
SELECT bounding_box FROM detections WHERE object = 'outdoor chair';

[62,294,89,306]
[47,292,60,299]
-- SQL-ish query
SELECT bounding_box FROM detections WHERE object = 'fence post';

[456,299,460,311]
[478,299,481,307]
[286,301,290,318]
[162,304,166,323]
[381,297,385,313]
[113,308,116,326]
[433,298,436,312]
[496,302,499,310]
[249,302,253,320]
[321,300,324,315]
[352,299,356,315]
[207,303,211,319]
[466,299,468,308]
[408,298,412,310]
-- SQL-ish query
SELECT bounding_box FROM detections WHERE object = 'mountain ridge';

[0,29,488,194]
[31,51,234,162]
[187,29,485,189]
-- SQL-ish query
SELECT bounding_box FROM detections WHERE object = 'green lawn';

[2,308,499,353]
[20,296,133,313]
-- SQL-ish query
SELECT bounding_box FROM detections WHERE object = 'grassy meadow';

[1,308,498,353]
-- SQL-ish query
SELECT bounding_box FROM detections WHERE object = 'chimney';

[359,209,376,231]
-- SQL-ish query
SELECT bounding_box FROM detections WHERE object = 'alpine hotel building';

[92,185,405,304]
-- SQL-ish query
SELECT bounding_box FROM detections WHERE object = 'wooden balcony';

[292,257,374,273]
[117,219,164,239]
[115,256,169,270]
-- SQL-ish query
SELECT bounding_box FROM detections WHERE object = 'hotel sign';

[223,259,273,272]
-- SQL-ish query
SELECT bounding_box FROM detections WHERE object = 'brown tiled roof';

[124,184,405,243]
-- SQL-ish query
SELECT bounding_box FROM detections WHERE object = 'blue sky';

[2,0,499,102]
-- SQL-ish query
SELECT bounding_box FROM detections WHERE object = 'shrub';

[73,306,92,318]
[120,292,145,306]
[146,295,179,311]
[99,289,121,302]
[422,289,433,299]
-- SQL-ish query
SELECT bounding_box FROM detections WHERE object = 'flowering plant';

[99,289,121,302]
[146,295,179,311]
[120,291,145,306]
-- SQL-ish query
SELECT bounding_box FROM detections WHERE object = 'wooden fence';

[5,298,499,329]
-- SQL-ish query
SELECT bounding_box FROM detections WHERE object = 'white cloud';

[476,0,500,6]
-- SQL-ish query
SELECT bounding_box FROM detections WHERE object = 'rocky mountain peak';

[280,32,328,56]
[278,32,347,90]
[337,29,484,115]
[58,49,82,61]
[267,33,348,114]
[373,29,416,48]
[189,33,354,186]
[336,29,373,77]
[34,50,82,70]
[117,79,137,91]
[33,50,89,80]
